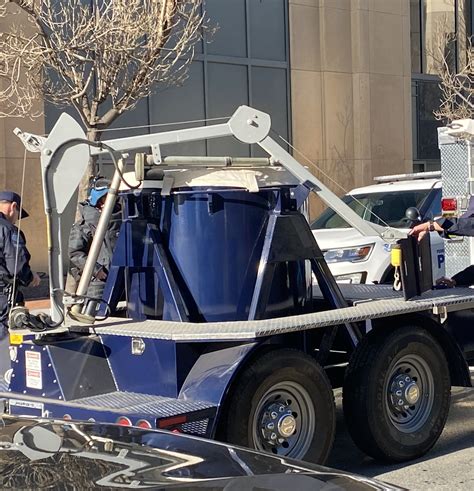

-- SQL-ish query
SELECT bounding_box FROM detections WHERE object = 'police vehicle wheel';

[219,349,335,464]
[343,325,451,462]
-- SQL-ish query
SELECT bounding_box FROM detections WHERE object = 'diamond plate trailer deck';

[76,285,474,341]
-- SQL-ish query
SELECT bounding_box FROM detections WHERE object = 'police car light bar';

[373,171,441,183]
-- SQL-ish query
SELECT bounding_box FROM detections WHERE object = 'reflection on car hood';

[313,227,410,251]
[0,416,403,490]
[313,228,371,250]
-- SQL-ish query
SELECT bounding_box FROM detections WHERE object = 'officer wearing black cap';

[0,191,40,380]
[0,191,40,325]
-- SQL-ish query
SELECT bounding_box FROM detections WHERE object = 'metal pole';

[70,159,124,323]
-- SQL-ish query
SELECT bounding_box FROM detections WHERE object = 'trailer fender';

[179,342,259,414]
[427,319,472,387]
[373,314,471,387]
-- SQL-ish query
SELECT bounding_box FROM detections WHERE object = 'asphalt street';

[327,382,474,490]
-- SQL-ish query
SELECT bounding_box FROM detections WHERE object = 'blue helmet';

[89,186,108,206]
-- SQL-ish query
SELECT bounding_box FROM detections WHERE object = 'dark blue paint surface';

[104,187,311,322]
[100,335,178,397]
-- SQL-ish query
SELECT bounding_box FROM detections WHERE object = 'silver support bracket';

[433,305,448,324]
[433,300,474,323]
[151,144,162,164]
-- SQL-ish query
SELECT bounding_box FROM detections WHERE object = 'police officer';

[68,183,121,301]
[409,216,474,242]
[410,214,474,286]
[0,191,40,379]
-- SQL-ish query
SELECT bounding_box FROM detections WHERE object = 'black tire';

[343,325,451,462]
[218,349,335,464]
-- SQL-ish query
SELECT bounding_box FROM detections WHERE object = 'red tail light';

[116,416,132,426]
[157,414,187,429]
[441,198,457,212]
[136,419,153,429]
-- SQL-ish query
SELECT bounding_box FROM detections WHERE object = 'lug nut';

[271,412,278,419]
[271,433,277,440]
[405,376,411,382]
[279,406,285,412]
[399,381,405,388]
[396,390,402,397]
[398,399,404,406]
[267,423,274,430]
[278,438,284,444]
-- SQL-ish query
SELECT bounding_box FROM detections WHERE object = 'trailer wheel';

[343,325,451,462]
[219,349,335,464]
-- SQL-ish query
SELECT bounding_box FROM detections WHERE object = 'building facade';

[0,0,472,271]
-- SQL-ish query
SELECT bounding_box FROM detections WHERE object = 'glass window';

[249,0,286,61]
[46,0,291,160]
[149,62,206,156]
[422,0,456,75]
[207,63,250,156]
[457,0,471,68]
[251,66,288,156]
[423,188,442,219]
[206,0,247,58]
[311,190,432,230]
[411,0,472,75]
[417,80,443,160]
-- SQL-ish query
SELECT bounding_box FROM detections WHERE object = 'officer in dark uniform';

[410,211,474,360]
[410,205,474,286]
[68,184,121,301]
[0,191,40,379]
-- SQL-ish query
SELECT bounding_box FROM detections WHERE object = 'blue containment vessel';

[108,183,312,322]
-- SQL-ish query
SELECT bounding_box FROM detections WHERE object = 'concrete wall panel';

[370,73,406,162]
[291,70,324,161]
[370,0,403,15]
[290,0,412,219]
[369,11,404,76]
[323,72,354,163]
[321,7,352,73]
[289,4,321,71]
[320,0,351,10]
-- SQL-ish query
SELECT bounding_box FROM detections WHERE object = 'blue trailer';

[1,106,472,464]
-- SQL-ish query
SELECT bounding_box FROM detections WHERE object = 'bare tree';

[423,0,473,123]
[435,34,474,121]
[0,0,205,159]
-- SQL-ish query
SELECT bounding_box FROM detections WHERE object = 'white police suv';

[311,172,445,284]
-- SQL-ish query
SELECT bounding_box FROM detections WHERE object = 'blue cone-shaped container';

[115,187,311,322]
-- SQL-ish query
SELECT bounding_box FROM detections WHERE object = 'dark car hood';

[0,416,402,490]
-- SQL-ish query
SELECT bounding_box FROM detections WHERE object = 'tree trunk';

[76,128,101,203]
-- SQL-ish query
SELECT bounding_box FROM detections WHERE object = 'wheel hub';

[389,374,421,412]
[278,414,297,438]
[260,402,296,445]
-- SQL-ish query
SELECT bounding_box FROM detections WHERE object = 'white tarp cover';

[120,167,300,192]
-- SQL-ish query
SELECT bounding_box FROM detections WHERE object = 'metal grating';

[180,418,209,436]
[440,142,470,197]
[85,286,474,341]
[69,391,214,418]
[440,141,474,276]
[313,284,403,301]
[445,239,471,278]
